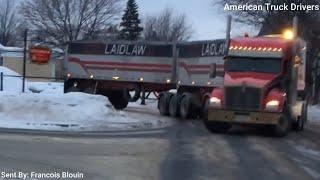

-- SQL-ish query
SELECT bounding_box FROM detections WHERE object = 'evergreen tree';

[119,0,143,41]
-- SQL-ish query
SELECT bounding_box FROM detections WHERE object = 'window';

[225,57,282,74]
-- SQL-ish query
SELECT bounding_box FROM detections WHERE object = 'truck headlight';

[210,97,221,107]
[266,100,279,111]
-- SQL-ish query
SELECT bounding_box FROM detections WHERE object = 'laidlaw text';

[105,44,147,56]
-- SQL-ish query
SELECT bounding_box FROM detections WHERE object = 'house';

[0,44,63,81]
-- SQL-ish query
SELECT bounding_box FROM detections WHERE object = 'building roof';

[0,43,23,58]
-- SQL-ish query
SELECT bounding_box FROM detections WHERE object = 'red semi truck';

[204,33,308,137]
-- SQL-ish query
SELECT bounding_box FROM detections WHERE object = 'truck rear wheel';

[179,93,197,119]
[158,92,171,116]
[272,108,291,137]
[107,89,130,110]
[169,94,179,117]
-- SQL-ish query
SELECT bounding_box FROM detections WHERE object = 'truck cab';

[204,35,308,137]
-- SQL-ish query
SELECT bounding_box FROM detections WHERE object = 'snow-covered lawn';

[0,66,169,132]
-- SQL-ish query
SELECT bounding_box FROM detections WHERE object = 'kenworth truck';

[204,34,308,137]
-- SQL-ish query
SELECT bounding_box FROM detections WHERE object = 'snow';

[28,82,64,94]
[0,92,167,132]
[308,105,320,124]
[0,44,23,52]
[0,66,169,132]
[0,66,26,92]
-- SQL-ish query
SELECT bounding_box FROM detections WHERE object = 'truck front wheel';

[293,102,307,131]
[272,108,291,137]
[204,121,232,134]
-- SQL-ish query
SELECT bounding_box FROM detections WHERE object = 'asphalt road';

[0,106,320,180]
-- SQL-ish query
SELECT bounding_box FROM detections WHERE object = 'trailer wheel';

[66,86,80,93]
[179,93,196,119]
[158,93,171,116]
[169,94,179,117]
[107,89,130,110]
[272,107,291,137]
[83,86,94,94]
[293,102,307,131]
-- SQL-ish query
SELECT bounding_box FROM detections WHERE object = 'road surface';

[0,105,319,180]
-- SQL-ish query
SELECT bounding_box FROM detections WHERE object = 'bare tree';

[143,8,193,42]
[0,0,20,46]
[20,0,123,46]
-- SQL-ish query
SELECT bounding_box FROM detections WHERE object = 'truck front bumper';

[207,109,282,125]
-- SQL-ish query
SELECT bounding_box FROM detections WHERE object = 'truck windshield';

[225,57,282,74]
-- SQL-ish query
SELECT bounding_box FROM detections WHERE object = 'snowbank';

[0,92,166,131]
[27,82,64,94]
[308,105,320,124]
[0,66,169,132]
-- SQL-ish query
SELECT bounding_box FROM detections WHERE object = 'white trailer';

[64,40,226,116]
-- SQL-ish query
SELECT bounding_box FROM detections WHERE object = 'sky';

[136,0,258,41]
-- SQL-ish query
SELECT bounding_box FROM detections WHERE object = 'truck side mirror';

[209,63,217,78]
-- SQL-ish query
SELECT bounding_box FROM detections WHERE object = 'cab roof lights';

[229,45,283,52]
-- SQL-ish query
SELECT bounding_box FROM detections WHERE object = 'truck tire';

[66,86,80,93]
[204,121,232,134]
[158,92,171,116]
[272,107,291,137]
[179,93,197,119]
[169,94,179,117]
[107,89,130,110]
[293,102,307,131]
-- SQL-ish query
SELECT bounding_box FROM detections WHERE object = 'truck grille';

[224,86,262,110]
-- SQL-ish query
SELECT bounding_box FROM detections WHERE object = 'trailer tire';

[169,94,179,117]
[66,86,80,93]
[107,89,130,110]
[272,107,291,137]
[293,102,307,131]
[158,93,171,116]
[179,93,196,120]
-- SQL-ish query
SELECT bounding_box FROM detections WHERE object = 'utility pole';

[22,29,28,93]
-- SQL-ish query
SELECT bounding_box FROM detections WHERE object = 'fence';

[0,29,65,93]
[0,72,64,92]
